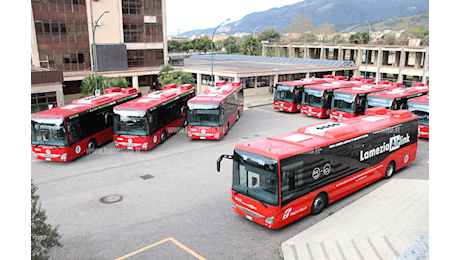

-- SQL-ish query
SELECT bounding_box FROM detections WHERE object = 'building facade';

[262,43,429,86]
[31,0,168,105]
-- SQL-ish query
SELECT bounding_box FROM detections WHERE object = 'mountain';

[181,0,429,36]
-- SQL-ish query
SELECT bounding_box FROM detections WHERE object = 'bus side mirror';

[217,154,233,172]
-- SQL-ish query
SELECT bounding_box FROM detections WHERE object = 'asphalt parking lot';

[31,105,429,260]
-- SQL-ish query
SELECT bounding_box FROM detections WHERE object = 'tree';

[382,33,396,45]
[158,65,196,87]
[80,75,129,96]
[240,35,261,55]
[224,36,239,54]
[284,14,314,34]
[258,28,281,42]
[349,32,370,44]
[31,181,62,260]
[312,22,336,41]
[194,38,212,54]
[110,77,129,88]
[180,42,192,54]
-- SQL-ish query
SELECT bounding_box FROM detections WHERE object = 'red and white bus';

[408,94,429,139]
[273,79,326,113]
[186,81,244,140]
[330,83,400,120]
[217,107,419,229]
[300,81,356,118]
[366,85,429,111]
[31,87,142,162]
[113,84,195,150]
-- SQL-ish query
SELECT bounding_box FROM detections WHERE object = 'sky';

[165,0,303,36]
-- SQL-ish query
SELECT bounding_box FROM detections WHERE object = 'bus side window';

[66,118,83,146]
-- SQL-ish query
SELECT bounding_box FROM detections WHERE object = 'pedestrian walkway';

[281,179,429,260]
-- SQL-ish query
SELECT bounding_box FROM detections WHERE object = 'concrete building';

[31,0,168,105]
[181,55,357,94]
[31,66,65,111]
[262,42,429,85]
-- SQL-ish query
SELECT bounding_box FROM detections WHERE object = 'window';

[127,50,163,68]
[122,0,144,15]
[66,117,83,146]
[31,92,58,112]
[35,22,43,35]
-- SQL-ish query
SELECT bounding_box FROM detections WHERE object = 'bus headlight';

[142,142,148,148]
[60,153,67,161]
[114,141,119,146]
[214,133,220,138]
[187,131,192,137]
[265,216,275,225]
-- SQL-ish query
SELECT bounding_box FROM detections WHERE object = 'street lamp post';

[211,18,230,86]
[364,22,371,79]
[92,10,109,96]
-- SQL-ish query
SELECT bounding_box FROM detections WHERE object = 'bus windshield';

[232,149,279,206]
[332,92,356,113]
[408,102,429,126]
[367,96,393,109]
[274,85,294,103]
[302,88,324,108]
[187,102,221,127]
[113,109,149,136]
[31,117,68,147]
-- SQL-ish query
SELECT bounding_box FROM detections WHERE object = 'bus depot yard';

[31,96,429,260]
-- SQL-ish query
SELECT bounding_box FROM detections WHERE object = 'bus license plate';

[246,215,253,221]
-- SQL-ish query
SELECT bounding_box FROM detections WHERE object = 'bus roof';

[276,79,326,87]
[333,83,399,95]
[31,87,141,119]
[302,81,357,91]
[367,86,429,99]
[188,81,242,104]
[113,84,195,111]
[407,93,429,104]
[235,107,417,161]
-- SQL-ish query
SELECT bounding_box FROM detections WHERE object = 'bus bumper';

[113,135,151,150]
[301,106,329,118]
[187,126,223,140]
[32,146,69,162]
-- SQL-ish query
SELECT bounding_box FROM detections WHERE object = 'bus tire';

[311,193,327,215]
[224,123,229,135]
[160,130,167,144]
[87,139,97,154]
[384,161,396,179]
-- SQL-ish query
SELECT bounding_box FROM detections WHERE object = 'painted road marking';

[115,237,206,260]
[252,107,291,117]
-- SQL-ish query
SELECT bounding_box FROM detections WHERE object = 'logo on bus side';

[76,145,81,154]
[282,205,308,220]
[359,133,410,161]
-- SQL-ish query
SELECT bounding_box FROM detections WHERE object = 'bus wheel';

[311,193,327,215]
[384,161,396,179]
[160,130,167,144]
[224,124,229,135]
[87,139,97,154]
